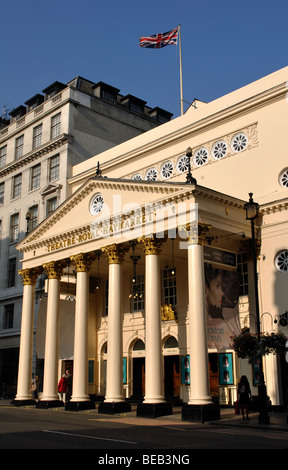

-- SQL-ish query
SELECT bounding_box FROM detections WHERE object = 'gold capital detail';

[102,244,129,264]
[19,268,42,286]
[70,253,94,272]
[138,235,165,255]
[161,304,177,321]
[185,222,211,245]
[43,260,66,279]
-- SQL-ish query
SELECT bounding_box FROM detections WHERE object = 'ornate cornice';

[0,133,72,178]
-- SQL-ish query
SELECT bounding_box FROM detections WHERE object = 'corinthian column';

[98,244,131,414]
[137,235,172,418]
[13,268,41,406]
[182,223,220,423]
[66,253,95,410]
[38,260,66,408]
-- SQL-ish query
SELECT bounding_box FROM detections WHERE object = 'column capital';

[43,260,66,279]
[70,253,94,272]
[102,244,129,264]
[184,222,211,245]
[138,235,165,255]
[19,267,42,286]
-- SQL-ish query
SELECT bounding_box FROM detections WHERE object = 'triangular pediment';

[17,177,194,253]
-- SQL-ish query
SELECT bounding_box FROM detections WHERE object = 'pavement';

[1,399,288,432]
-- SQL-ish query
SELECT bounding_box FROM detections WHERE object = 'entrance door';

[208,353,219,399]
[132,357,145,398]
[164,355,180,398]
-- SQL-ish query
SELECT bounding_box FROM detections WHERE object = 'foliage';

[231,331,287,363]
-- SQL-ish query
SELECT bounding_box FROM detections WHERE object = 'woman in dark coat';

[237,375,252,420]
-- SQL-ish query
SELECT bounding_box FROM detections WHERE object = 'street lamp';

[244,193,270,424]
[185,147,197,185]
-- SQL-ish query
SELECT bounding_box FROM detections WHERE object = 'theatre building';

[13,66,288,419]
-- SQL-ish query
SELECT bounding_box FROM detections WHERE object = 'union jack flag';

[139,26,179,49]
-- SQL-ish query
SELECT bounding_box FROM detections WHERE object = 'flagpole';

[178,24,184,115]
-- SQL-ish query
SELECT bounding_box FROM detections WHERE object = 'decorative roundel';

[193,147,209,166]
[176,155,189,173]
[212,140,228,160]
[160,161,173,179]
[132,173,142,180]
[89,192,104,215]
[279,169,288,188]
[231,133,248,153]
[145,167,158,181]
[275,250,288,272]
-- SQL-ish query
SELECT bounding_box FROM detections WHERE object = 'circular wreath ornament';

[212,140,228,160]
[132,173,142,180]
[231,332,287,363]
[176,155,189,173]
[275,250,288,272]
[145,167,158,181]
[89,193,104,215]
[279,168,288,188]
[160,161,173,179]
[231,133,248,152]
[193,147,209,166]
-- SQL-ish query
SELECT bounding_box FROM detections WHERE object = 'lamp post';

[244,193,270,424]
[185,147,197,185]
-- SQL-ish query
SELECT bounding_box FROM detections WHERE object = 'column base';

[65,400,95,411]
[11,399,36,407]
[137,402,173,419]
[182,403,220,423]
[36,400,65,409]
[98,401,131,415]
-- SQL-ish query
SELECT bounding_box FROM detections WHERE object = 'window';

[10,213,19,242]
[28,205,38,231]
[0,182,4,205]
[162,268,177,306]
[49,155,60,182]
[33,124,42,149]
[237,252,249,295]
[7,258,16,287]
[47,197,57,216]
[15,135,24,159]
[51,113,61,139]
[0,145,7,167]
[132,274,144,311]
[3,304,14,329]
[12,174,22,199]
[30,164,41,190]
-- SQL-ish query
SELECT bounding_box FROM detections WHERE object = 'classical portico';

[14,177,249,420]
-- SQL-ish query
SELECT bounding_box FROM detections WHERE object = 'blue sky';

[1,0,288,119]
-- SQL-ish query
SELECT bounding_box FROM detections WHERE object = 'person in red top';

[58,374,68,403]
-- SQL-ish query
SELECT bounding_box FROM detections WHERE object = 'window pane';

[0,146,7,167]
[30,164,41,190]
[10,213,19,242]
[51,113,61,139]
[49,155,59,182]
[15,135,24,159]
[12,174,22,199]
[33,124,42,149]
